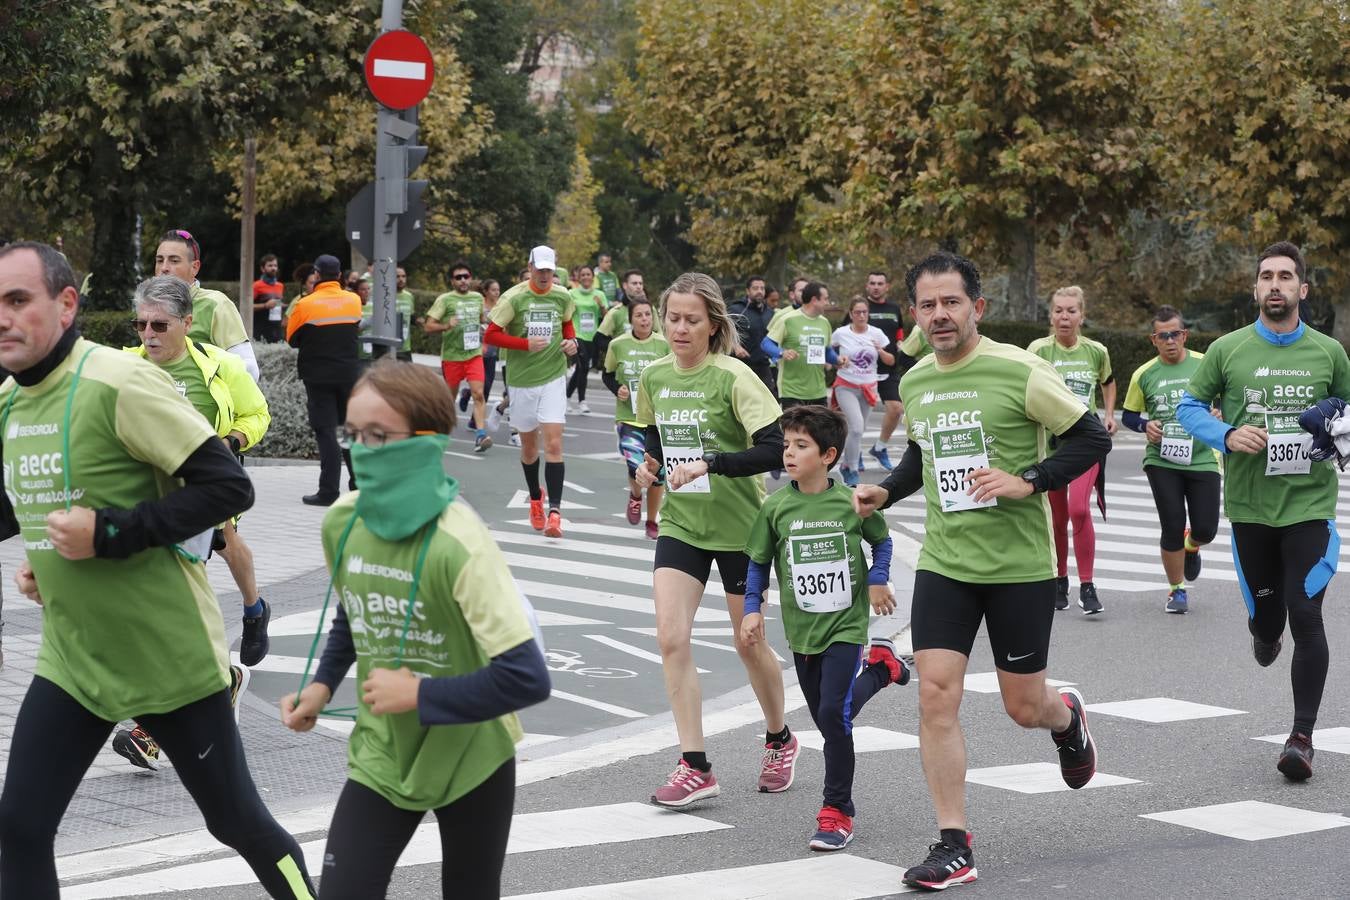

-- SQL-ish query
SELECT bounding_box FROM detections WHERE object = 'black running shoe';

[239,598,271,666]
[1277,732,1314,781]
[1183,545,1202,581]
[1078,582,1102,615]
[902,834,977,890]
[112,726,161,771]
[1054,576,1069,611]
[1253,634,1283,667]
[1052,687,1097,789]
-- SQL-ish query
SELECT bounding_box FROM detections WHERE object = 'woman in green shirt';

[281,361,550,899]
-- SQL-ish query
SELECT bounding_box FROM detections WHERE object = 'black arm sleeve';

[418,640,552,726]
[93,436,254,559]
[313,602,357,693]
[880,440,924,508]
[644,425,663,466]
[707,423,784,477]
[601,369,621,396]
[1030,410,1112,492]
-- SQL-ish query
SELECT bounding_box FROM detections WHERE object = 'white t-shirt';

[831,325,889,385]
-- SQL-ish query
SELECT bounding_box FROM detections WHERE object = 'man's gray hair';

[133,276,193,320]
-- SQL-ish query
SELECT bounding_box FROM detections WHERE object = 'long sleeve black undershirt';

[644,422,785,477]
[93,436,254,559]
[602,370,621,395]
[879,410,1110,509]
[313,603,552,726]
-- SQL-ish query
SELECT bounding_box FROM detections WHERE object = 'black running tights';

[0,676,316,899]
[319,758,515,899]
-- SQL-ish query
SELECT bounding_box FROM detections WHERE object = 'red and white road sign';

[364,30,435,110]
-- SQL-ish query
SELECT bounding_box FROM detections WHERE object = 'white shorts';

[510,374,567,432]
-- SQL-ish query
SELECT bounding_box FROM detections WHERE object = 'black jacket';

[728,298,775,365]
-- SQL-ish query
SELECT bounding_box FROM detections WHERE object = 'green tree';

[624,0,847,287]
[838,0,1154,320]
[1149,0,1350,338]
[547,146,601,270]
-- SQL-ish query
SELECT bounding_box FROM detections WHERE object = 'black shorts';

[910,570,1056,674]
[653,535,750,594]
[1143,465,1221,551]
[877,374,901,403]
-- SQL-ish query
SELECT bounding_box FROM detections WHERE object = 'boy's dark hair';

[905,251,982,304]
[1257,241,1305,283]
[1151,305,1186,328]
[780,405,846,471]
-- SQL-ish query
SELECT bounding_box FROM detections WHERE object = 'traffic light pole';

[369,0,406,359]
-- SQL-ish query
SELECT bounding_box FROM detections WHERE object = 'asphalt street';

[37,373,1350,898]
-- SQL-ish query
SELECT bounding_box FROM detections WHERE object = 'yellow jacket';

[127,340,271,450]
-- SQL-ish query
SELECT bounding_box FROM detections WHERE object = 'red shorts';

[441,356,485,388]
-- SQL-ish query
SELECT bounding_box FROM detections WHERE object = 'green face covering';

[349,433,458,540]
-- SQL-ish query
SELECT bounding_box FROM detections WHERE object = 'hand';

[667,459,709,491]
[14,562,41,606]
[1225,424,1267,454]
[1104,415,1118,436]
[447,315,460,330]
[46,507,97,560]
[965,467,1033,502]
[280,682,331,732]
[1211,407,1223,419]
[561,339,578,357]
[738,611,764,649]
[362,666,421,715]
[634,453,661,490]
[869,583,896,616]
[782,349,799,362]
[527,336,550,352]
[852,484,888,517]
[836,355,850,370]
[733,346,749,358]
[266,298,278,309]
[616,384,630,402]
[1145,419,1163,444]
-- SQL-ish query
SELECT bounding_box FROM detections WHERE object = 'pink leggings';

[1048,463,1099,581]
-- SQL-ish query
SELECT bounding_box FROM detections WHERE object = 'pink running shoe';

[757,733,799,793]
[645,520,659,540]
[626,494,642,525]
[651,759,720,808]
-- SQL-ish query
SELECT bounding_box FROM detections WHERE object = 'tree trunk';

[1006,219,1038,322]
[764,200,797,292]
[86,142,138,311]
[238,135,257,337]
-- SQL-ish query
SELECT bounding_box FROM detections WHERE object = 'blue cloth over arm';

[825,346,840,366]
[744,558,772,615]
[867,535,893,586]
[417,639,551,726]
[1177,393,1232,453]
[760,336,783,362]
[1121,410,1147,433]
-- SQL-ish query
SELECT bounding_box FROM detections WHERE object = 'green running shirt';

[1184,324,1350,526]
[569,288,605,341]
[0,340,226,721]
[900,337,1087,583]
[188,284,249,350]
[1026,335,1112,413]
[488,281,575,388]
[160,350,218,424]
[636,353,780,549]
[427,291,485,362]
[323,493,535,811]
[604,333,670,425]
[768,309,833,400]
[1123,350,1217,472]
[899,327,931,359]
[746,481,889,654]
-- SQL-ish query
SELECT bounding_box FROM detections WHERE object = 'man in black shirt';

[865,270,904,469]
[728,275,777,396]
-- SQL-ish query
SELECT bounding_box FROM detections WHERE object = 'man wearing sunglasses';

[154,230,259,381]
[423,261,491,452]
[1122,307,1220,615]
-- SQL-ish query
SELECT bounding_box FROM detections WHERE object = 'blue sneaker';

[1165,588,1188,614]
[809,806,854,851]
[857,457,865,472]
[838,467,859,487]
[869,445,894,471]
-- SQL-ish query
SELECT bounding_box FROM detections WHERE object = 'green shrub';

[251,342,318,460]
[78,310,138,348]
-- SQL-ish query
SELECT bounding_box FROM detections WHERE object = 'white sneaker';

[579,401,591,414]
[509,431,521,447]
[486,403,503,433]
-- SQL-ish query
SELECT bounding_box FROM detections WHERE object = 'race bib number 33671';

[788,532,852,613]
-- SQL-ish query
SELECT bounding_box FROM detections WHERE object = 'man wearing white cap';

[484,246,578,537]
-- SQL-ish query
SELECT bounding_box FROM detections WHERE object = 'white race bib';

[788,532,852,613]
[463,324,481,350]
[627,378,640,418]
[1265,411,1312,476]
[268,305,282,321]
[1159,422,1193,466]
[806,334,826,365]
[658,419,710,493]
[526,310,553,340]
[931,422,997,512]
[581,312,597,333]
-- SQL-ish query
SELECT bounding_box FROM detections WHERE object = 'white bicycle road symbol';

[545,648,638,679]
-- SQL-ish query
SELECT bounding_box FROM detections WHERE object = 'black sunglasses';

[452,273,472,280]
[1152,329,1186,341]
[132,318,175,333]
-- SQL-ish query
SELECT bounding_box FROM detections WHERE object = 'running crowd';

[0,237,1342,897]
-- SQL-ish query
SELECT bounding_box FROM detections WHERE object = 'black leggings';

[319,758,515,899]
[566,339,593,401]
[0,677,316,899]
[794,643,890,817]
[1144,466,1220,551]
[1232,520,1338,734]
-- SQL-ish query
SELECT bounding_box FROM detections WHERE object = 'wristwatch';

[226,435,242,454]
[701,451,721,475]
[1020,466,1044,493]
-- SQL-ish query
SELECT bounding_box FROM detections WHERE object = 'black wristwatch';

[1021,466,1044,493]
[226,435,242,454]
[701,451,721,476]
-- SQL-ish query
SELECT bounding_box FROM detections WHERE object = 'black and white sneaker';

[1054,576,1069,611]
[1078,582,1102,615]
[1052,687,1097,789]
[1277,732,1314,781]
[902,833,977,890]
[239,599,271,667]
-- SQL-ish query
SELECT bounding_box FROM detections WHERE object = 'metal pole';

[369,0,405,359]
[238,135,257,338]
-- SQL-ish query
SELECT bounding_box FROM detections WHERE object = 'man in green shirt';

[852,251,1110,891]
[153,229,258,381]
[1177,241,1350,782]
[424,261,491,452]
[0,242,316,898]
[395,267,415,361]
[764,281,837,409]
[595,253,619,304]
[567,264,606,413]
[1121,306,1220,614]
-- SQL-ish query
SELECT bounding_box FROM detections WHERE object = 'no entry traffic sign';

[364,30,435,110]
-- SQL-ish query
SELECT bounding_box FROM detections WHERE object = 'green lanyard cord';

[0,343,98,514]
[295,513,437,721]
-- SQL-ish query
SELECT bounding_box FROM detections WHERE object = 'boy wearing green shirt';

[743,406,908,852]
[764,282,838,408]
